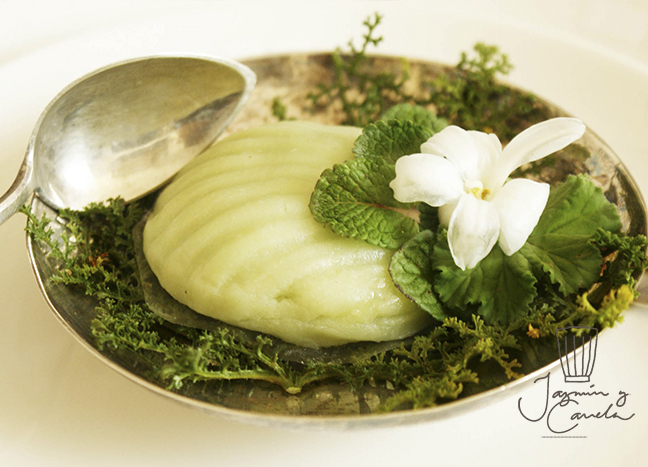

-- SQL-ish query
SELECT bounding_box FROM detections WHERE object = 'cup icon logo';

[556,326,598,383]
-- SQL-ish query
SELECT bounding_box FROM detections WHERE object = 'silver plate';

[26,53,647,429]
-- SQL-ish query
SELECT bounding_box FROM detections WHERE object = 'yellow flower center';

[465,180,491,200]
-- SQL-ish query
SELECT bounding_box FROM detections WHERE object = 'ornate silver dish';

[26,54,647,429]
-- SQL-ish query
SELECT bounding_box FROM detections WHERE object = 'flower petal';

[390,153,463,206]
[447,194,500,270]
[493,178,550,255]
[468,130,502,170]
[421,126,495,181]
[438,198,458,227]
[484,118,586,189]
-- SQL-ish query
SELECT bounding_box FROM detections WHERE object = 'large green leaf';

[432,234,537,325]
[389,230,449,321]
[520,174,621,295]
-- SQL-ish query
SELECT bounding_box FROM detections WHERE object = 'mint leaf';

[381,103,448,134]
[389,230,449,321]
[432,234,537,325]
[310,118,431,249]
[309,157,419,249]
[520,175,622,295]
[352,119,433,164]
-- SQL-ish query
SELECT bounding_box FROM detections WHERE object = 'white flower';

[389,118,586,270]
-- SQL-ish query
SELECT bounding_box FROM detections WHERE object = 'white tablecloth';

[1,2,647,465]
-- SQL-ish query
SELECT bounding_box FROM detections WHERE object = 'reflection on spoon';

[0,54,256,224]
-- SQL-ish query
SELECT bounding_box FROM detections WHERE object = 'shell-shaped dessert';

[143,121,430,347]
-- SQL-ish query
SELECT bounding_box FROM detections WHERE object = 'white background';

[0,1,647,466]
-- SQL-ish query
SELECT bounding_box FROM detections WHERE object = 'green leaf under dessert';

[309,156,419,249]
[389,230,449,321]
[520,174,622,295]
[433,235,537,326]
[380,103,448,134]
[352,119,433,163]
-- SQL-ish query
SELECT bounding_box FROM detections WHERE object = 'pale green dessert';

[143,121,431,348]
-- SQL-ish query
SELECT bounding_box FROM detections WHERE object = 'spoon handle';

[0,155,34,225]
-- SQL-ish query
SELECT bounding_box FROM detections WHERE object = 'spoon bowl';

[0,55,256,223]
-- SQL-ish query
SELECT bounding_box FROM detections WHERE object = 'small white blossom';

[389,118,586,270]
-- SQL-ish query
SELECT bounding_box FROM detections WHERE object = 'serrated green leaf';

[381,103,448,134]
[418,203,440,232]
[310,119,433,249]
[520,174,621,295]
[389,230,449,321]
[352,119,433,164]
[432,234,537,325]
[309,157,419,249]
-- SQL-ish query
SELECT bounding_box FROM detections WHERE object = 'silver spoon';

[0,54,256,224]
